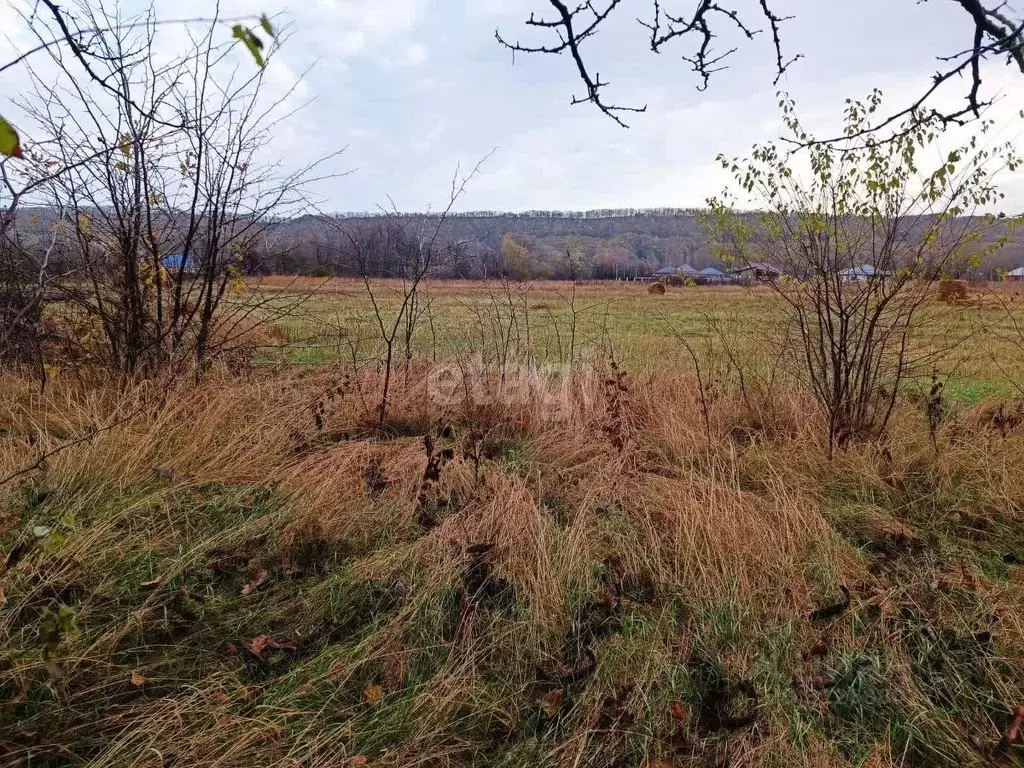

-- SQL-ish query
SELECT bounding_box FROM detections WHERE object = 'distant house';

[840,264,884,283]
[162,253,198,273]
[653,263,700,281]
[1007,267,1024,281]
[696,266,730,285]
[731,262,782,282]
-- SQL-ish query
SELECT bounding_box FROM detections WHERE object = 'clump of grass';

[2,366,1024,766]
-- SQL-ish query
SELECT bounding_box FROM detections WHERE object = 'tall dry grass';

[2,363,1024,766]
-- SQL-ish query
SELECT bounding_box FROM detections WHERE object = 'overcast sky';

[3,0,1024,212]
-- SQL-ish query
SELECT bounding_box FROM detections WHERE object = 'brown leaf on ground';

[130,671,145,686]
[244,634,297,659]
[670,701,689,723]
[539,688,565,717]
[225,642,239,655]
[648,761,677,768]
[350,757,369,767]
[362,683,384,707]
[140,575,164,590]
[266,638,298,653]
[210,691,230,705]
[998,704,1024,755]
[246,634,269,657]
[241,569,269,596]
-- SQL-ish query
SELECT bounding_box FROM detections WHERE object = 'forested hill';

[267,209,1024,279]
[272,208,716,279]
[15,207,1024,280]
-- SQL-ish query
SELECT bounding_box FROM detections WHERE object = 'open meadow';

[249,278,1024,403]
[5,278,1024,767]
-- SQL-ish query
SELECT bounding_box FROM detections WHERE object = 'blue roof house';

[162,253,198,273]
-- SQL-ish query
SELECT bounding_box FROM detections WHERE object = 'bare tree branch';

[498,0,1024,143]
[496,0,646,127]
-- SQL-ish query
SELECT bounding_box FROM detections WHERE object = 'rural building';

[840,264,884,283]
[696,266,731,285]
[653,264,680,278]
[731,262,782,282]
[653,263,700,280]
[1007,267,1024,281]
[162,253,198,273]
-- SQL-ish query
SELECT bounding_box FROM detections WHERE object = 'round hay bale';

[937,279,969,303]
[647,281,666,295]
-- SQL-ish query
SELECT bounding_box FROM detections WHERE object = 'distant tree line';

[14,207,1024,283]
[254,210,1024,281]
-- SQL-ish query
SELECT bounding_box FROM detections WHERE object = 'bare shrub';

[708,93,1020,455]
[2,7,336,379]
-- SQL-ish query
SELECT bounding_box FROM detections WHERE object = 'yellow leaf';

[362,683,384,707]
[0,116,23,158]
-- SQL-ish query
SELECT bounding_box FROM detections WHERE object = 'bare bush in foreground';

[707,94,1021,455]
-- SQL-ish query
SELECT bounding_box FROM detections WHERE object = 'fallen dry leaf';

[670,701,689,723]
[999,704,1024,754]
[140,575,164,590]
[539,688,565,718]
[350,757,369,767]
[130,671,145,687]
[362,683,384,707]
[648,760,677,768]
[266,638,298,653]
[241,569,269,596]
[243,634,298,659]
[211,691,230,705]
[246,634,269,657]
[225,642,239,656]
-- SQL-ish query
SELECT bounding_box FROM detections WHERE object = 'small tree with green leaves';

[707,92,1021,455]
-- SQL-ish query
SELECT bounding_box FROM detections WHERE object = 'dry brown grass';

[2,363,1024,766]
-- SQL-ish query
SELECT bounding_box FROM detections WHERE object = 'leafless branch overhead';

[497,0,1024,142]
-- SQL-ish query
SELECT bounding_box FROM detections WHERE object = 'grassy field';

[247,278,1024,403]
[4,279,1024,766]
